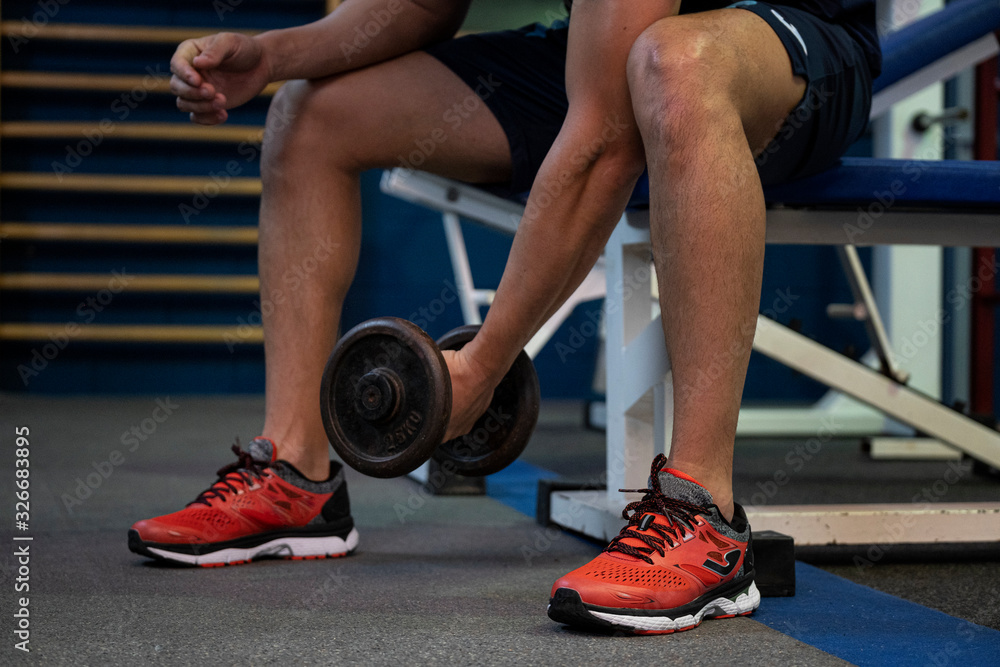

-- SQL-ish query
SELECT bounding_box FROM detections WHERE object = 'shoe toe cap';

[130,518,206,544]
[551,557,697,609]
[552,577,663,608]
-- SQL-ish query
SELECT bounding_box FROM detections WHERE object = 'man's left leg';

[628,8,806,522]
[549,6,872,634]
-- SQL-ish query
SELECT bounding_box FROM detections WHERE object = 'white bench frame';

[382,167,1000,544]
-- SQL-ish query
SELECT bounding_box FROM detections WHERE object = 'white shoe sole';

[588,581,761,633]
[146,528,360,567]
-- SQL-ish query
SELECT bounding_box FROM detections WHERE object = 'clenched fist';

[169,32,272,125]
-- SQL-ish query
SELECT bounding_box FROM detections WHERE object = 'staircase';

[0,1,333,392]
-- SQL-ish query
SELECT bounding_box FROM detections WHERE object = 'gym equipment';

[435,325,540,476]
[320,317,448,478]
[320,317,539,478]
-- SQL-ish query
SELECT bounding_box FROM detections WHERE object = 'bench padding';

[875,0,1000,95]
[763,158,1000,211]
[624,159,1000,212]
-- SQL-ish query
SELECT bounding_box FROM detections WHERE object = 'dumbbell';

[319,317,540,478]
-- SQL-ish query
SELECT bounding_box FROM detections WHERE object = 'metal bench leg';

[442,212,493,325]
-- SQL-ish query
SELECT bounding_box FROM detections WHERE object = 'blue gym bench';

[382,0,1000,546]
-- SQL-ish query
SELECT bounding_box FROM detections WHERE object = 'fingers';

[440,349,497,441]
[189,109,229,126]
[172,39,229,123]
[191,32,239,71]
[170,33,237,86]
[175,91,225,114]
[177,91,229,125]
[169,39,204,88]
[170,33,244,125]
[169,74,214,102]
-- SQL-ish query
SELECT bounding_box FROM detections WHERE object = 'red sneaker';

[128,438,358,566]
[548,454,759,634]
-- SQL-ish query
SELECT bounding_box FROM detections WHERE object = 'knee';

[261,80,317,178]
[627,20,735,140]
[261,78,361,178]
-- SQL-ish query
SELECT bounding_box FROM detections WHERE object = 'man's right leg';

[129,51,514,565]
[256,51,513,481]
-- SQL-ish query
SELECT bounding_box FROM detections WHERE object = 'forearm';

[465,125,644,381]
[257,0,468,82]
[462,0,680,382]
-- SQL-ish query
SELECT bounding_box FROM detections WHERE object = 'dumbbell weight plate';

[320,317,451,478]
[433,325,540,477]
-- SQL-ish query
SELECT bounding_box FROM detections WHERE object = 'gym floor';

[2,394,998,665]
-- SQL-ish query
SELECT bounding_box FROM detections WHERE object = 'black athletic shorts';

[424,2,874,194]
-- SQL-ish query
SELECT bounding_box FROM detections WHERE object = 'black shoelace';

[605,454,707,565]
[189,442,268,507]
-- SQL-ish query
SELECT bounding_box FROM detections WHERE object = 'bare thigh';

[267,50,513,183]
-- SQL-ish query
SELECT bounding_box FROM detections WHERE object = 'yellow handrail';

[0,71,281,96]
[1,121,264,144]
[0,273,260,293]
[0,323,264,344]
[0,222,258,244]
[0,172,262,195]
[0,22,259,44]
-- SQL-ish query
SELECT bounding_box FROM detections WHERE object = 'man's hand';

[441,348,499,442]
[170,32,271,125]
